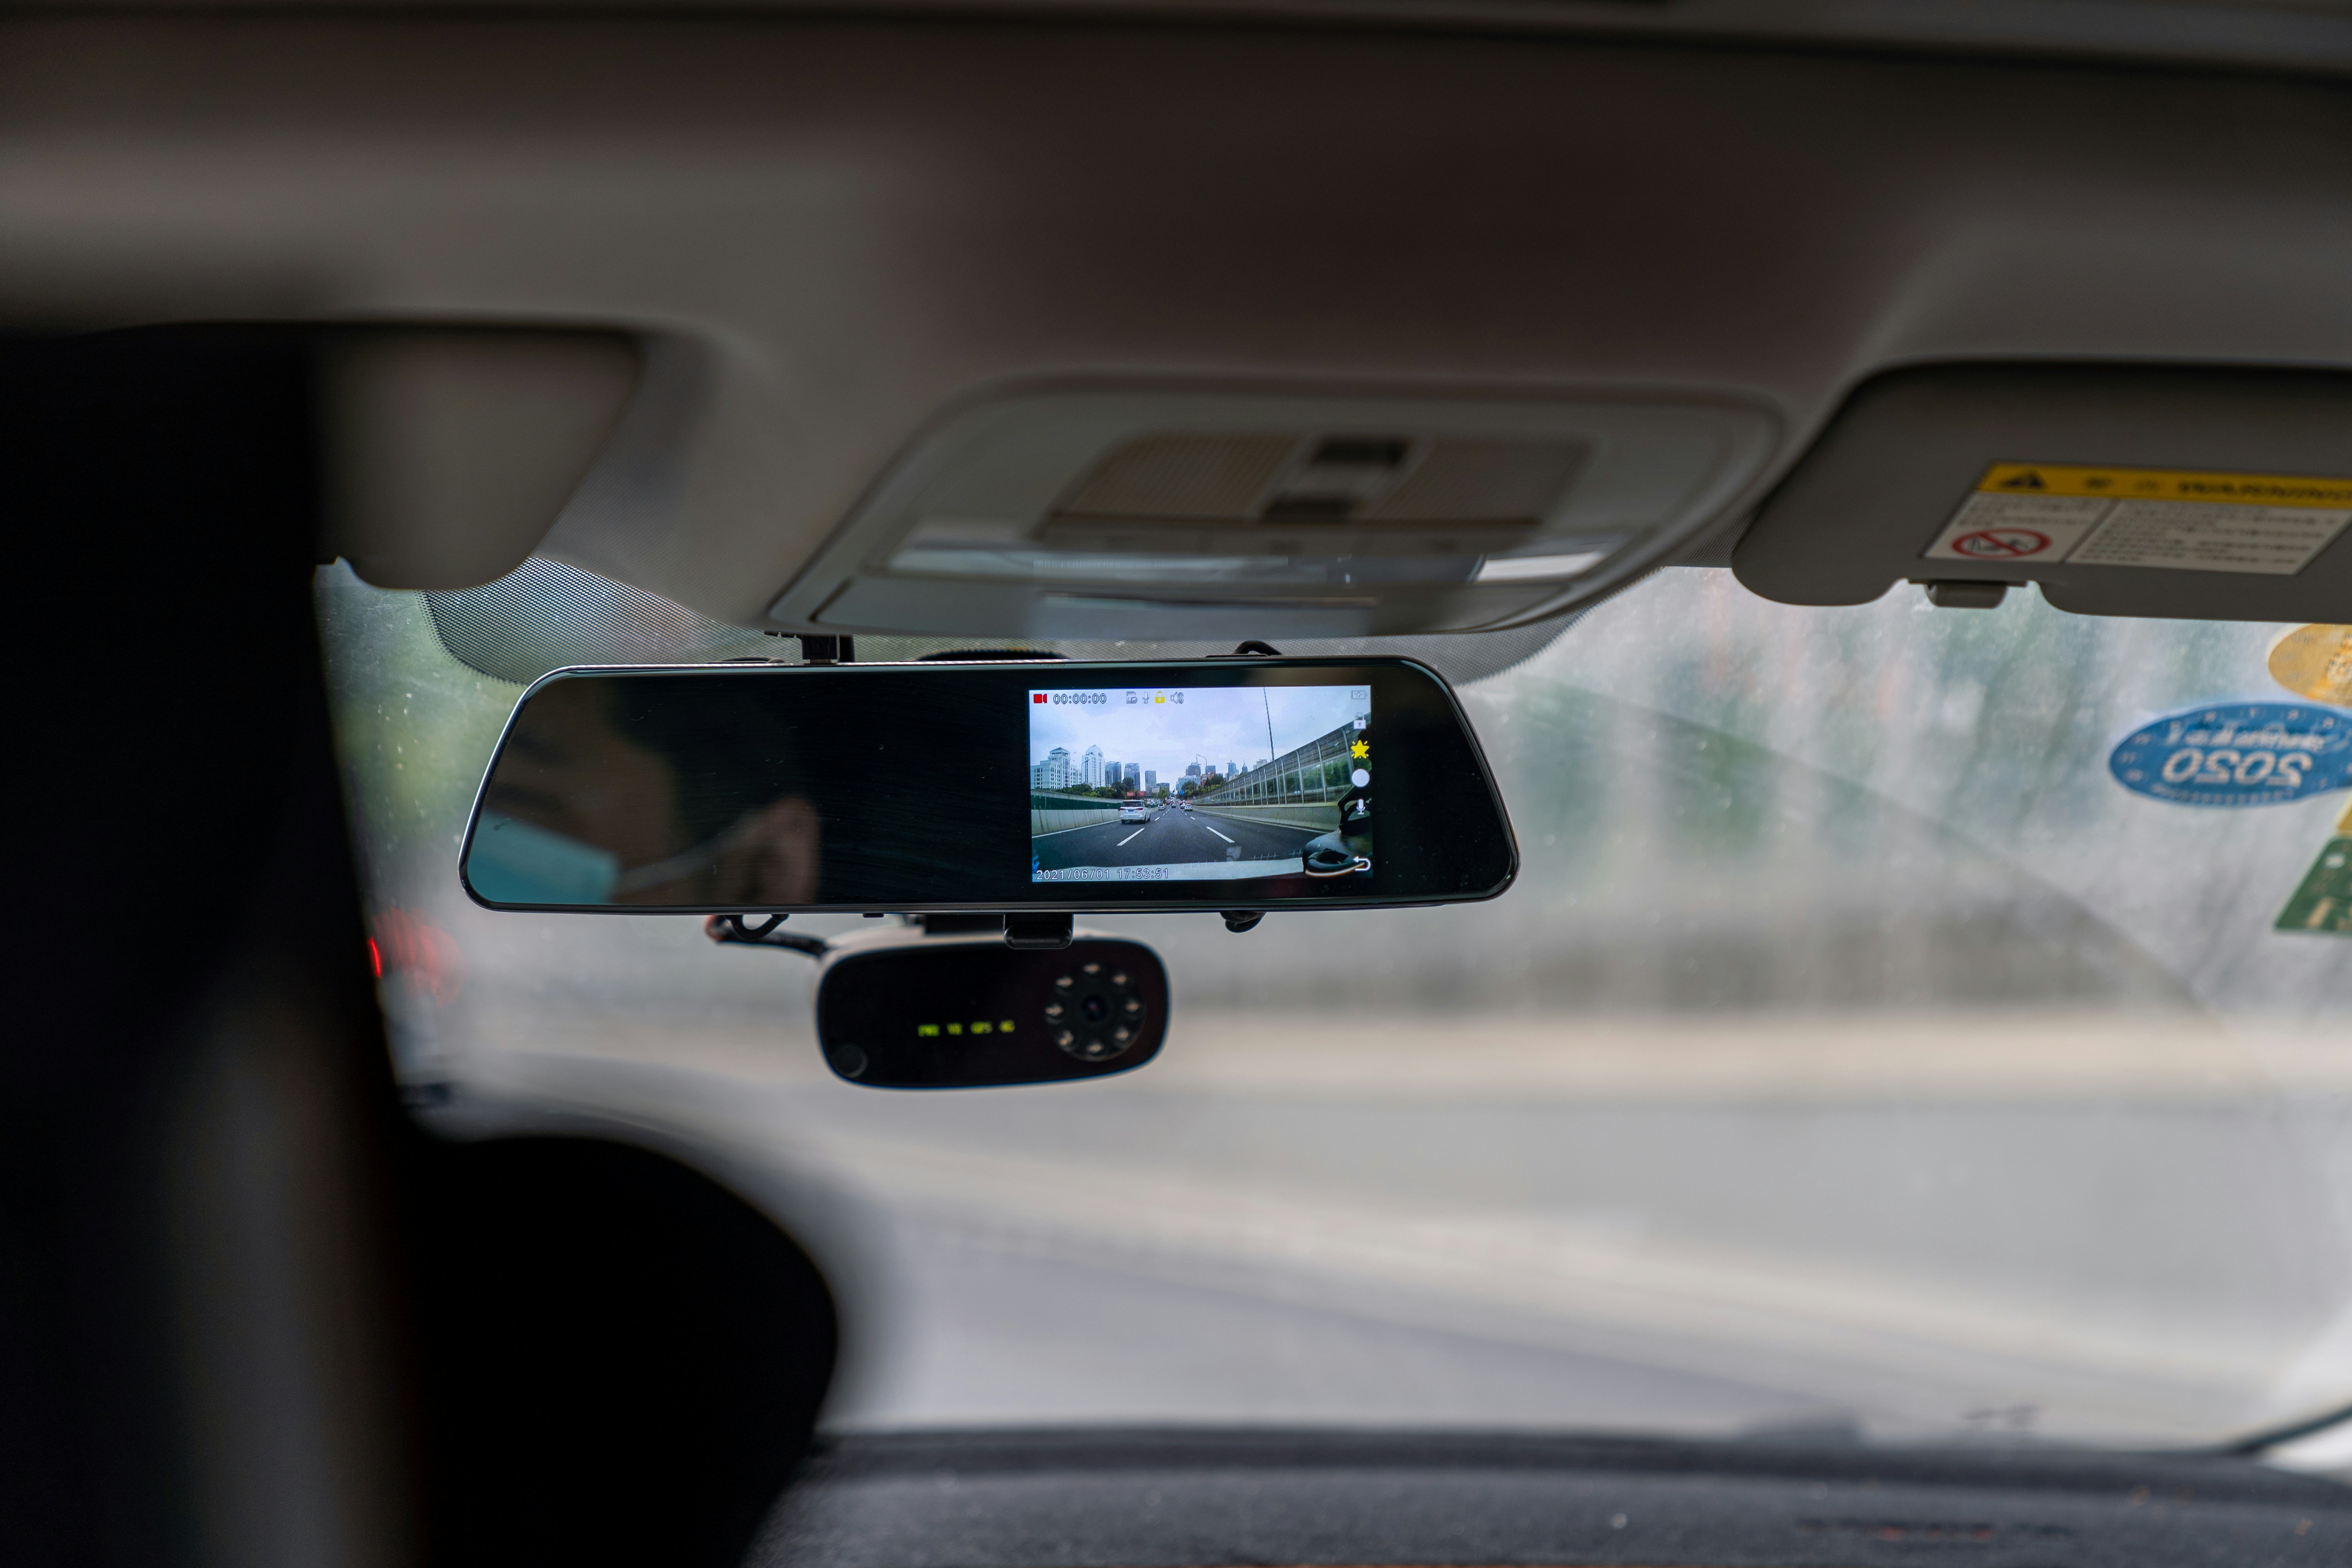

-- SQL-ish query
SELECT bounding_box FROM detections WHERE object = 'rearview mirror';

[460,656,1514,913]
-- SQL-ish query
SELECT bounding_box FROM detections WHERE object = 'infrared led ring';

[1049,963,1144,1061]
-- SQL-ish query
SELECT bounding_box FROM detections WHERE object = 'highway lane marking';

[1033,818,1125,837]
[1117,825,1150,846]
[1201,824,1235,843]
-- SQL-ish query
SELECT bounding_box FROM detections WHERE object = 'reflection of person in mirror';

[484,677,820,906]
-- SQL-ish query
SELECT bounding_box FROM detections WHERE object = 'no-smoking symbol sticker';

[1948,527,2052,559]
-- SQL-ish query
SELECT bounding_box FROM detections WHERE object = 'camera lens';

[1045,956,1147,1064]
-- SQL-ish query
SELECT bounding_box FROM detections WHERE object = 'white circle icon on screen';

[1351,769,1370,787]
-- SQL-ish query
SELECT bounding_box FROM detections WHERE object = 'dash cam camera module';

[1028,683,1372,887]
[814,932,1170,1088]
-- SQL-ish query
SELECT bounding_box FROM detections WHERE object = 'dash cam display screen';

[1029,684,1373,884]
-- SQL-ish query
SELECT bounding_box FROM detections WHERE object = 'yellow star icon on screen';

[1350,739,1369,759]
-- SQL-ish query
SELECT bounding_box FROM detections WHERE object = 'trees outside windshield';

[319,561,2352,1453]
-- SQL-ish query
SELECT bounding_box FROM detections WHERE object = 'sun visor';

[1733,365,2352,621]
[322,327,640,592]
[766,387,1776,640]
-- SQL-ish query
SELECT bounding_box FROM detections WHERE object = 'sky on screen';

[1027,684,1365,778]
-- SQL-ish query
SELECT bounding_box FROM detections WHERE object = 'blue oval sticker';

[2110,702,2352,806]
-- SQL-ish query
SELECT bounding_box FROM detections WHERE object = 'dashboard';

[755,1429,2348,1568]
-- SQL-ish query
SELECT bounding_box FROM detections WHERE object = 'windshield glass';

[318,561,2352,1450]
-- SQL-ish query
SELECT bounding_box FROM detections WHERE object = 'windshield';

[318,561,2352,1450]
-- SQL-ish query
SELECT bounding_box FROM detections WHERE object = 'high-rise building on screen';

[1123,762,1140,787]
[1145,770,1157,789]
[1082,745,1104,786]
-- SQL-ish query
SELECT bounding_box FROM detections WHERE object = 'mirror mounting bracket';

[796,634,854,664]
[708,911,1089,954]
[1004,912,1073,950]
[704,913,829,958]
[1220,910,1264,933]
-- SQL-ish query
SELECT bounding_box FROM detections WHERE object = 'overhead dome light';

[767,386,1775,639]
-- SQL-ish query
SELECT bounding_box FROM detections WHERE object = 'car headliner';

[5,7,2352,633]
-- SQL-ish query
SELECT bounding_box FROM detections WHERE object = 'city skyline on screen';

[1028,685,1366,784]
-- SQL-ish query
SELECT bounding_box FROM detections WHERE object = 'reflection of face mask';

[469,811,774,905]
[467,813,621,905]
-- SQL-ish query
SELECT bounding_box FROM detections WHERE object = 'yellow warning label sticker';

[1923,463,2352,575]
[1974,463,2352,507]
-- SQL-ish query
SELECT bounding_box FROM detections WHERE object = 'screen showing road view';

[1030,684,1373,884]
